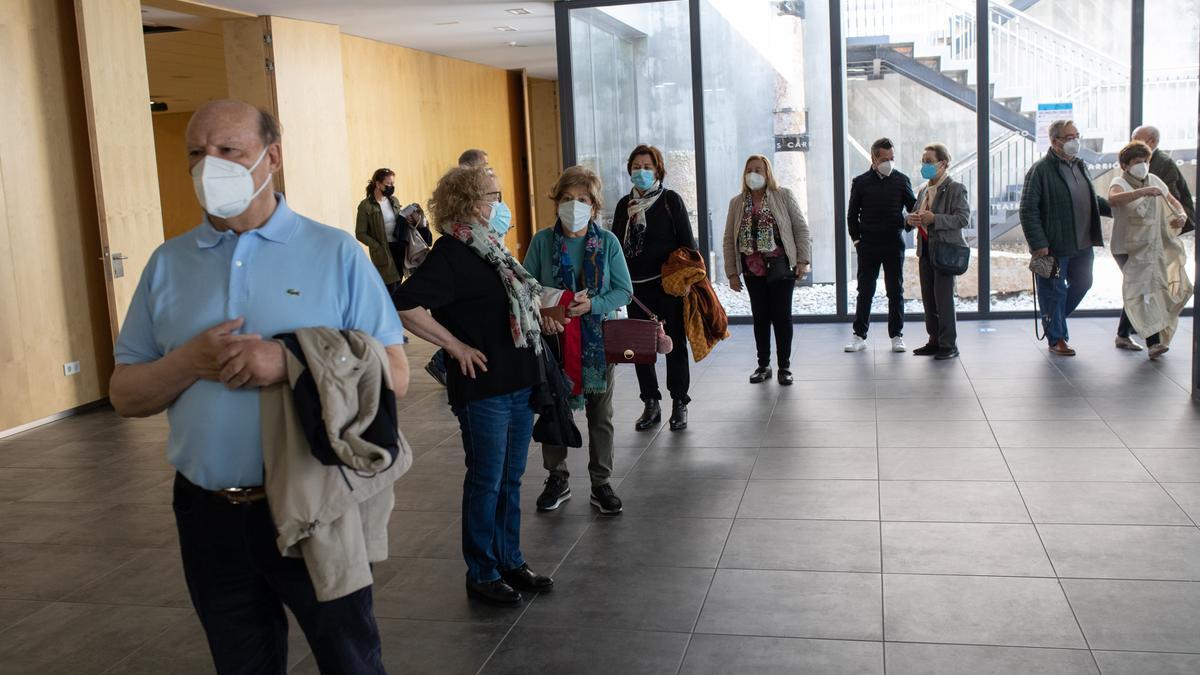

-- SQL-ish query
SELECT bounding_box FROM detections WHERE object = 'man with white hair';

[1131,125,1194,233]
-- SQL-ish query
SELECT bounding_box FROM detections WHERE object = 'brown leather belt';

[211,486,267,505]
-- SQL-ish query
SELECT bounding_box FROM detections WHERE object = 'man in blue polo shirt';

[109,99,407,674]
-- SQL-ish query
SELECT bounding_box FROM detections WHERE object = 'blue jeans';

[453,388,534,583]
[1035,247,1094,344]
[173,474,384,675]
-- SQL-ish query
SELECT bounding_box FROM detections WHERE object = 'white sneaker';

[1115,336,1144,351]
[891,336,907,352]
[844,335,867,352]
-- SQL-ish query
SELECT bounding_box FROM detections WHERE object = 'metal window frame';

[555,2,1198,399]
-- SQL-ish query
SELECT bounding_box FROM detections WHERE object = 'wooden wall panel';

[75,0,165,337]
[0,0,113,431]
[528,77,563,232]
[268,16,352,233]
[152,112,202,239]
[340,34,529,255]
[222,17,275,121]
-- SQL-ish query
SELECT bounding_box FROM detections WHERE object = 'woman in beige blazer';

[722,154,811,385]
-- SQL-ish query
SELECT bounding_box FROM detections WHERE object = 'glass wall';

[1145,0,1199,308]
[700,0,834,316]
[843,0,979,315]
[568,2,698,236]
[987,0,1131,311]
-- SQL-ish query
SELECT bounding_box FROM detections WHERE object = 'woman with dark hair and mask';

[356,168,430,305]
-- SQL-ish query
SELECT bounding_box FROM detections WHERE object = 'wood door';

[74,0,165,339]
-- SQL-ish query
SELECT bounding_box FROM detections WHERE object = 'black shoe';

[912,343,939,356]
[669,400,688,431]
[749,366,772,384]
[590,484,623,515]
[424,350,449,386]
[777,369,793,386]
[466,577,522,606]
[500,564,554,593]
[635,400,661,431]
[934,347,960,360]
[536,473,571,512]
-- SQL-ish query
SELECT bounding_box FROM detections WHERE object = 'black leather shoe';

[934,347,960,360]
[500,564,554,593]
[635,400,661,431]
[669,400,688,431]
[749,366,772,383]
[912,343,939,356]
[777,369,793,386]
[466,577,522,606]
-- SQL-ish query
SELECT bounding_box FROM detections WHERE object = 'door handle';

[111,253,129,261]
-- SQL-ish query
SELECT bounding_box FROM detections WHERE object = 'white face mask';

[1129,162,1150,180]
[1061,138,1081,157]
[876,160,894,176]
[191,147,272,219]
[557,200,592,233]
[745,172,766,190]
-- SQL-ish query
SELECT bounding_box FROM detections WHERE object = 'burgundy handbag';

[603,296,659,365]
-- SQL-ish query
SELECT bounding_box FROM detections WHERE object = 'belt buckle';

[221,487,255,505]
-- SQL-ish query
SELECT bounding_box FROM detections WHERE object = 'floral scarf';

[450,221,543,354]
[622,181,664,258]
[552,221,607,407]
[737,192,779,255]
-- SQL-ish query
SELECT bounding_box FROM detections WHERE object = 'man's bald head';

[187,99,280,149]
[1131,125,1160,150]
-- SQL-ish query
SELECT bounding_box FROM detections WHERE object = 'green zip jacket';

[522,224,633,319]
[1019,149,1108,255]
[355,195,404,285]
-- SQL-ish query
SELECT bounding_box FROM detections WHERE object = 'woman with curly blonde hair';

[395,164,557,606]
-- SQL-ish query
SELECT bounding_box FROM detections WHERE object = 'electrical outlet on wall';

[63,361,81,376]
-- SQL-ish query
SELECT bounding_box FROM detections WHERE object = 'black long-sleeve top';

[611,189,697,281]
[847,169,917,244]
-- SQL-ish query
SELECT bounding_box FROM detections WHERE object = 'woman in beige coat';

[722,154,811,385]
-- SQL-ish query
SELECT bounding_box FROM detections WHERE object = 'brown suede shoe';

[1049,340,1076,356]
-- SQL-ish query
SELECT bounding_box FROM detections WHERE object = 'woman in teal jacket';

[522,166,633,516]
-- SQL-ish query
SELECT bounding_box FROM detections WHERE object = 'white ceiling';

[194,0,559,79]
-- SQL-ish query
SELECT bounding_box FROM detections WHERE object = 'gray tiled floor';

[0,317,1197,674]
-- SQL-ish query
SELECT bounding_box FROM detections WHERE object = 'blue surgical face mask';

[487,200,512,236]
[631,169,656,191]
[920,162,940,180]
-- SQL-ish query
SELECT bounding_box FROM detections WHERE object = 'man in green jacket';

[1133,125,1196,234]
[1020,119,1106,356]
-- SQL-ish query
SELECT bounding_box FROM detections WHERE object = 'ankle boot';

[669,400,688,431]
[635,400,661,431]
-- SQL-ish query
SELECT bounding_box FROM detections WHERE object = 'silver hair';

[1132,125,1160,144]
[1048,119,1075,140]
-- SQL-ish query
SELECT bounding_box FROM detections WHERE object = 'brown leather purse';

[603,296,659,365]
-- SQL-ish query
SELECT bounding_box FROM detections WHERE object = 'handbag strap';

[629,294,659,323]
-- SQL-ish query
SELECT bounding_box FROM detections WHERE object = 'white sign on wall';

[1036,103,1074,154]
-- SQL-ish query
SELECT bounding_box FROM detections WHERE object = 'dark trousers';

[1034,248,1094,344]
[744,273,795,368]
[852,239,905,339]
[385,241,407,310]
[918,251,957,349]
[1113,253,1161,345]
[173,474,385,675]
[629,279,690,404]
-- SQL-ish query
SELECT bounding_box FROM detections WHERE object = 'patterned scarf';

[450,222,543,354]
[551,221,607,407]
[737,192,778,255]
[622,181,664,258]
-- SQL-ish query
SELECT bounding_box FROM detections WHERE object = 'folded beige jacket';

[260,327,412,602]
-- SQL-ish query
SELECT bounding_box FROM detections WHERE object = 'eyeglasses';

[482,190,503,203]
[1057,134,1080,142]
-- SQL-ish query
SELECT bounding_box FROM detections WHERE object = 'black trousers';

[743,273,795,368]
[852,239,905,339]
[918,251,957,349]
[1113,253,1161,345]
[385,241,407,310]
[629,279,690,403]
[173,474,385,675]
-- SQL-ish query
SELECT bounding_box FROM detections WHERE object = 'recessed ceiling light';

[494,25,518,32]
[506,8,531,15]
[506,41,529,47]
[434,20,459,26]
